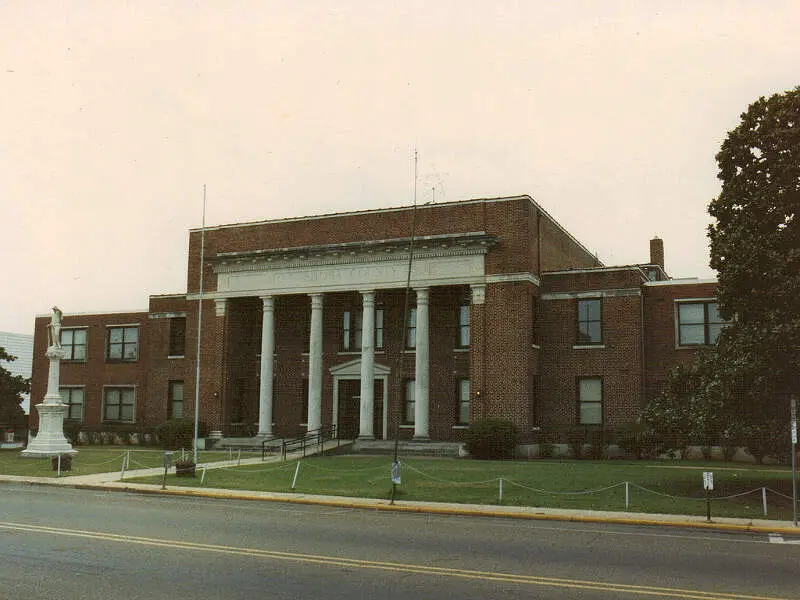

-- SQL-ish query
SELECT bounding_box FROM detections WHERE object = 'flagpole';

[193,185,206,464]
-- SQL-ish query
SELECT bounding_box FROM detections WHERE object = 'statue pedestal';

[21,346,76,458]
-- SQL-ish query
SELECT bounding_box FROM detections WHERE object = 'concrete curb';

[10,475,799,536]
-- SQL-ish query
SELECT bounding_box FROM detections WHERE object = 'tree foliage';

[644,88,799,463]
[0,347,29,430]
[708,86,800,390]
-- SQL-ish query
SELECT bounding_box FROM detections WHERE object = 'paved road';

[0,484,798,599]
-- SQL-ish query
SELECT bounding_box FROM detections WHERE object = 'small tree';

[0,347,29,434]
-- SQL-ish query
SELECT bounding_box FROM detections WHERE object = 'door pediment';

[330,358,391,377]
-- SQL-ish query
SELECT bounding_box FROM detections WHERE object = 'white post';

[201,464,207,484]
[291,461,301,490]
[626,481,630,509]
[307,294,324,432]
[414,288,430,439]
[359,290,376,439]
[499,478,503,504]
[258,295,275,437]
[763,487,768,517]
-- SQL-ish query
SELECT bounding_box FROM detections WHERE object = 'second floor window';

[343,310,384,351]
[406,308,417,349]
[60,328,87,361]
[677,301,728,346]
[577,299,602,345]
[107,326,139,361]
[458,305,470,347]
[168,317,186,357]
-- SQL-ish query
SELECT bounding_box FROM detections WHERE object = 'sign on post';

[391,460,401,485]
[791,397,797,444]
[703,471,714,491]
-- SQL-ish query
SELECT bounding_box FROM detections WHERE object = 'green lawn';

[0,447,234,478]
[134,455,798,521]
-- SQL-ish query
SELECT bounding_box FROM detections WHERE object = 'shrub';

[156,419,208,450]
[464,419,518,460]
[567,426,588,459]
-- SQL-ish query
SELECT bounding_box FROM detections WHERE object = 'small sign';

[703,472,714,491]
[391,460,401,485]
[791,397,798,445]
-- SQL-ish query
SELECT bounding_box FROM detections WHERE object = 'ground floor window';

[59,387,84,422]
[404,379,416,424]
[168,381,184,420]
[103,387,135,423]
[457,379,470,425]
[578,377,603,425]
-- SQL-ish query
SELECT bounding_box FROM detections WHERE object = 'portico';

[207,232,497,440]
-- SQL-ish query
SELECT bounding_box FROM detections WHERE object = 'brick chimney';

[650,237,664,270]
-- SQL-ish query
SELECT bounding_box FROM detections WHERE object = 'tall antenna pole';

[391,148,418,504]
[193,185,207,464]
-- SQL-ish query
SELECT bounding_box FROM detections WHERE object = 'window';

[458,305,470,347]
[406,308,417,349]
[375,309,384,349]
[60,328,87,361]
[168,317,186,357]
[59,387,84,421]
[677,301,728,346]
[577,299,602,345]
[168,381,184,419]
[103,387,135,422]
[578,377,603,425]
[343,310,384,350]
[107,326,139,361]
[457,379,470,425]
[404,379,416,424]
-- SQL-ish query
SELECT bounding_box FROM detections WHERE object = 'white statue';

[48,306,63,349]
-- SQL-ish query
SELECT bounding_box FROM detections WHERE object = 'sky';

[1,1,798,335]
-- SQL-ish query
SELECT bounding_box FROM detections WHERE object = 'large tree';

[0,347,29,431]
[708,87,800,398]
[643,88,799,462]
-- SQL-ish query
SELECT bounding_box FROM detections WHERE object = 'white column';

[359,290,376,439]
[307,293,324,431]
[258,296,275,437]
[414,288,430,439]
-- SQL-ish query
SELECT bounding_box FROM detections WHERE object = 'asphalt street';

[0,484,798,599]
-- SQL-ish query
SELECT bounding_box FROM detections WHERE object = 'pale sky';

[1,1,798,335]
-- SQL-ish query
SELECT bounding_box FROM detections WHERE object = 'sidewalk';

[3,450,799,536]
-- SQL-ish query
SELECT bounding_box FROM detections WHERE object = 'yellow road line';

[0,521,786,600]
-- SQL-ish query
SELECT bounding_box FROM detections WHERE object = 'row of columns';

[256,288,433,440]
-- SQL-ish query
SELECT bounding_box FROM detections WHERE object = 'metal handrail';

[265,425,339,461]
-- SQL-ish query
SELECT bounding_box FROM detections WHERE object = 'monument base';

[21,402,77,458]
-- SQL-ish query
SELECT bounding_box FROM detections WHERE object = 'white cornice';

[540,288,641,300]
[644,278,718,286]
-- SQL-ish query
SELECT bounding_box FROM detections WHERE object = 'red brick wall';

[186,196,602,294]
[538,287,643,430]
[643,281,718,403]
[29,311,151,429]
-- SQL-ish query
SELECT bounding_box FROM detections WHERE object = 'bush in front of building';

[156,419,208,450]
[464,419,518,460]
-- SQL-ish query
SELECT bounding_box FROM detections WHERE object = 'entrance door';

[338,380,360,439]
[337,379,385,440]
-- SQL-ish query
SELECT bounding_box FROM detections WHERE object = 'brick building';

[29,195,724,443]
